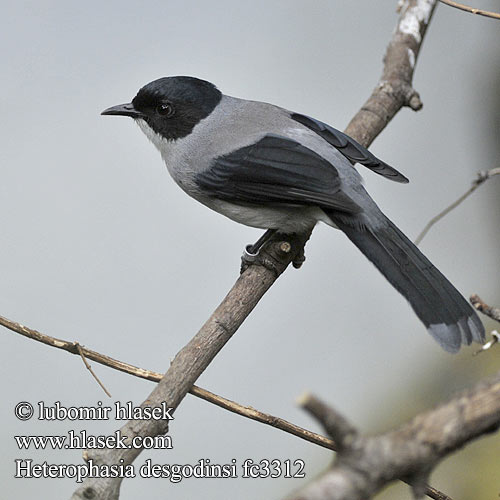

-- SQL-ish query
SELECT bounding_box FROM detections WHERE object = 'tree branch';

[344,0,437,147]
[292,380,500,500]
[470,294,500,323]
[75,343,112,398]
[299,393,357,452]
[1,313,454,500]
[438,0,500,20]
[415,167,500,245]
[68,232,313,499]
[0,313,334,451]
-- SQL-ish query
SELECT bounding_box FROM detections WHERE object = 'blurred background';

[1,1,499,498]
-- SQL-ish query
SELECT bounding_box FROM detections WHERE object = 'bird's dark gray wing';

[291,113,409,184]
[195,134,361,213]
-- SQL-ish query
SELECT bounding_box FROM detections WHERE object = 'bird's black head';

[102,76,222,141]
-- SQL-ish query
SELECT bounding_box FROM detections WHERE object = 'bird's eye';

[156,102,175,117]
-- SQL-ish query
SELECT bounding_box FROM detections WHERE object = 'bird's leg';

[240,229,277,272]
[246,229,277,256]
[240,229,308,273]
[292,245,306,269]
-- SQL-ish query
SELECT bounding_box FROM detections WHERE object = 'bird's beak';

[101,103,144,118]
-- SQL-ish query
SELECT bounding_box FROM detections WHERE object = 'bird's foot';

[292,246,306,269]
[240,229,276,273]
[240,229,308,274]
[240,243,287,275]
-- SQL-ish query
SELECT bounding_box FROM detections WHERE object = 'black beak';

[101,103,144,118]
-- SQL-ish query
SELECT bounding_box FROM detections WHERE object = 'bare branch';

[423,486,455,500]
[0,315,159,381]
[438,0,500,20]
[470,294,500,323]
[344,0,438,147]
[298,393,357,451]
[192,386,336,451]
[290,378,500,500]
[0,313,335,451]
[75,343,112,398]
[415,168,500,245]
[473,331,499,355]
[0,313,453,500]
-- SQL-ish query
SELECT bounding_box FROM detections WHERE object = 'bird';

[102,75,484,353]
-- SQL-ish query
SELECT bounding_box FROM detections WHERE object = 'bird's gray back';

[172,95,364,191]
[144,94,385,231]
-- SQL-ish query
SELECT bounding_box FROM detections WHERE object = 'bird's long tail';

[327,212,484,352]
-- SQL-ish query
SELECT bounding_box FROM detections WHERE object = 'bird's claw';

[292,247,306,269]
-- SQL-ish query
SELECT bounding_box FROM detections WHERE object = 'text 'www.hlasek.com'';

[13,401,306,483]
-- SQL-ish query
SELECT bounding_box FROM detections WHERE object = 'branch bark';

[344,0,436,146]
[470,294,500,323]
[290,375,500,500]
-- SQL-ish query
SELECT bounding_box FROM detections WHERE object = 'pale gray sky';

[1,1,499,499]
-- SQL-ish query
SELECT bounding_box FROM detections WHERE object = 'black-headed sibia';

[102,76,484,353]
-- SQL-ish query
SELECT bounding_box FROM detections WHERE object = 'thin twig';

[191,385,335,451]
[0,314,451,500]
[424,486,455,500]
[473,331,499,355]
[0,314,333,450]
[75,343,112,398]
[470,294,500,323]
[415,168,500,245]
[438,0,500,20]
